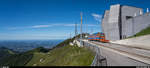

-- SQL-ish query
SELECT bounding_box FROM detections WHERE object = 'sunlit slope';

[0,35,94,66]
[26,45,95,66]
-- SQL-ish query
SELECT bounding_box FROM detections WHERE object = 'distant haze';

[0,40,64,52]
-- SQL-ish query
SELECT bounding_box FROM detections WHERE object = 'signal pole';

[80,12,83,47]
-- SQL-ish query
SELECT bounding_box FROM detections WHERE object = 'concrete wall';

[124,18,133,37]
[121,6,143,38]
[107,4,121,41]
[125,13,150,37]
[132,13,150,35]
[102,10,110,40]
[101,4,150,41]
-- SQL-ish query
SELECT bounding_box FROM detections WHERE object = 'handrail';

[91,53,97,66]
[82,40,107,66]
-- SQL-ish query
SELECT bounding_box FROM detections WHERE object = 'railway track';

[86,41,150,65]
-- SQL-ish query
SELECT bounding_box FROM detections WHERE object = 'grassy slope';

[0,47,49,66]
[0,47,15,58]
[0,47,16,62]
[129,26,150,38]
[0,52,33,66]
[0,34,94,66]
[26,45,95,66]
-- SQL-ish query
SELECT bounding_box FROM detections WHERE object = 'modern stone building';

[102,4,150,41]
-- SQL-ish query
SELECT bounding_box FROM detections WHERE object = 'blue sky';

[0,0,149,40]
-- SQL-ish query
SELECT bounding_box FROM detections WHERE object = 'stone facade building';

[102,4,150,41]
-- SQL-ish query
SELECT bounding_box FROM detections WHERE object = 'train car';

[88,32,109,43]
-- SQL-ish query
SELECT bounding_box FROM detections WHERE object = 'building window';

[126,16,133,20]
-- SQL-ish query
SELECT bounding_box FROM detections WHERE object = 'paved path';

[111,35,150,50]
[83,40,150,65]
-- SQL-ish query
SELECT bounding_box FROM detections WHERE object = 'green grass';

[7,50,15,55]
[0,34,94,66]
[0,52,33,66]
[0,47,48,66]
[0,47,16,63]
[128,26,150,38]
[26,45,95,66]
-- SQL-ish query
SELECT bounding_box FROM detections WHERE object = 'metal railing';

[81,40,107,66]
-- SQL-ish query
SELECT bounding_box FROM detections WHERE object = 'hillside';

[0,36,95,66]
[0,47,48,66]
[0,45,94,66]
[0,47,16,61]
[26,45,95,66]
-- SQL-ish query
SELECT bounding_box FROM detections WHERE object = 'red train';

[88,32,109,43]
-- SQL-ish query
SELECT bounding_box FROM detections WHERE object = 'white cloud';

[63,24,75,26]
[31,25,51,28]
[91,13,102,22]
[86,24,99,27]
[31,24,74,28]
[6,23,99,30]
[31,24,77,28]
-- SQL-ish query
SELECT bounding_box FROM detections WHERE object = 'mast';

[70,33,72,39]
[75,22,77,36]
[80,12,83,46]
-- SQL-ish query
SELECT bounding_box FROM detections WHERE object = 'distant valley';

[0,40,64,52]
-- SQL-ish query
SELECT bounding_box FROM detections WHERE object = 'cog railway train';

[88,32,109,43]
